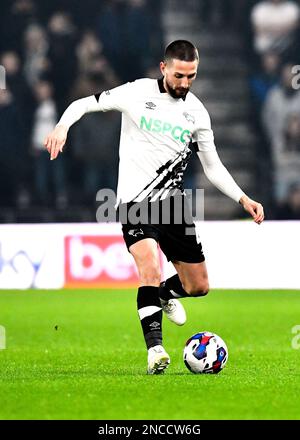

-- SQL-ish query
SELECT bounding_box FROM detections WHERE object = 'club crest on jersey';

[145,102,156,110]
[183,112,195,124]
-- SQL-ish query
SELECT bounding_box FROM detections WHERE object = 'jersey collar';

[157,77,167,93]
[157,77,187,101]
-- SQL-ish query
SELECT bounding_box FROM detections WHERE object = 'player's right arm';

[44,83,131,160]
[44,96,102,160]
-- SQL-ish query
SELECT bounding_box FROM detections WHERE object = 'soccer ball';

[183,331,228,374]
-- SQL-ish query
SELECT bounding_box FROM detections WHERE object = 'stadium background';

[1,0,300,421]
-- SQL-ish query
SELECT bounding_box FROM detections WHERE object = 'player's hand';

[239,195,264,224]
[44,124,68,160]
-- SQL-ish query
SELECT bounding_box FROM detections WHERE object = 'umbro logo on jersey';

[105,90,111,95]
[183,112,195,124]
[145,102,156,110]
[128,228,144,237]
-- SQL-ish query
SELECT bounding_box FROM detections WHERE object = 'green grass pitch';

[0,289,300,420]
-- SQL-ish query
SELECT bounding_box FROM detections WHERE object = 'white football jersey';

[94,78,216,204]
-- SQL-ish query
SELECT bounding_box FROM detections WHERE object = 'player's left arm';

[238,194,264,224]
[197,149,264,224]
[193,102,264,224]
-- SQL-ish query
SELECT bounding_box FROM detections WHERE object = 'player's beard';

[165,78,189,100]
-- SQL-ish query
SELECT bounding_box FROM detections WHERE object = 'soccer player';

[44,40,264,374]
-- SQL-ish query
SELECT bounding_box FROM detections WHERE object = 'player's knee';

[185,281,210,297]
[139,266,161,286]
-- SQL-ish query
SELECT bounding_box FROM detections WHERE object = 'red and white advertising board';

[0,222,299,289]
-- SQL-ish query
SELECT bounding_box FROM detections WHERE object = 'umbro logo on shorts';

[145,102,156,110]
[128,228,144,237]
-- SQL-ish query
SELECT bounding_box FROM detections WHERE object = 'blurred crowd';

[0,0,163,210]
[248,0,300,219]
[185,0,300,218]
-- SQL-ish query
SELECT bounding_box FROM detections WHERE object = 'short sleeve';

[192,103,216,152]
[94,81,134,113]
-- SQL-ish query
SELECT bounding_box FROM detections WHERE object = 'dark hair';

[164,40,199,63]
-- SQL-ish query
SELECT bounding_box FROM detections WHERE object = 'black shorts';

[120,193,205,264]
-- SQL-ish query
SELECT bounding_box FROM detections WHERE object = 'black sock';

[159,274,190,301]
[137,286,162,349]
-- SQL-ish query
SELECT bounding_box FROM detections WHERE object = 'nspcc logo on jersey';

[140,116,192,145]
